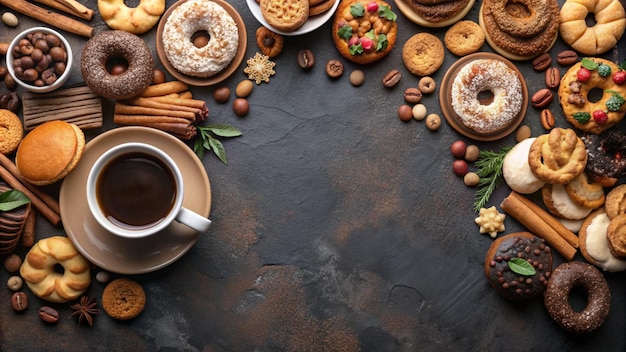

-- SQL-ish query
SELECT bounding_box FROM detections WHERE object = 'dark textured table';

[1,0,626,350]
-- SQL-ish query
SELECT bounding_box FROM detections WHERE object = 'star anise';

[70,296,99,326]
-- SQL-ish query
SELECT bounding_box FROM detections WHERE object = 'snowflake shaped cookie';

[475,206,506,238]
[243,52,275,84]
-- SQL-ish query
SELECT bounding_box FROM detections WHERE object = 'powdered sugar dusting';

[451,59,523,134]
[163,0,239,77]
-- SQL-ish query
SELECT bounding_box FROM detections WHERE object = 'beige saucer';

[156,0,247,86]
[59,127,211,274]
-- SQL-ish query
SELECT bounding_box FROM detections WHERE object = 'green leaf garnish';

[378,4,397,21]
[508,257,536,276]
[0,190,31,211]
[349,43,363,55]
[376,34,388,52]
[365,29,376,40]
[572,111,591,123]
[581,57,598,70]
[473,146,512,212]
[193,123,242,164]
[338,25,353,40]
[350,3,364,17]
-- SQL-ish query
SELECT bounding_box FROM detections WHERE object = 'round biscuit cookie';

[444,20,485,56]
[0,109,23,155]
[260,0,309,32]
[102,278,146,320]
[402,33,444,76]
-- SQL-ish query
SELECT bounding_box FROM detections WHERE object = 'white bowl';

[6,27,73,93]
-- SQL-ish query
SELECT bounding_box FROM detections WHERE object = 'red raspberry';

[577,67,591,82]
[366,1,379,12]
[613,71,626,85]
[592,110,608,124]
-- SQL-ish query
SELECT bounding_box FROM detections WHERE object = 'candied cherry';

[361,37,374,51]
[366,1,379,12]
[592,110,608,124]
[348,36,359,47]
[613,71,626,85]
[577,67,591,82]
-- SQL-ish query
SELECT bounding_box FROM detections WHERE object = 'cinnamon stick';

[0,0,94,38]
[0,153,60,215]
[21,207,36,247]
[113,114,193,126]
[143,122,197,139]
[126,97,207,120]
[0,165,61,226]
[501,192,577,260]
[115,103,196,121]
[146,96,207,110]
[139,81,189,97]
[32,0,94,20]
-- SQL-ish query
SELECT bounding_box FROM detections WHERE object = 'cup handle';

[175,207,212,233]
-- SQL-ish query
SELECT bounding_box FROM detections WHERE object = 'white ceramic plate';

[246,0,339,36]
[60,127,211,274]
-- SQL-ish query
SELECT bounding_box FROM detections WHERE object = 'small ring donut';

[80,30,154,100]
[490,0,550,38]
[582,131,626,179]
[98,0,165,34]
[450,58,523,134]
[162,0,240,78]
[544,261,610,333]
[19,236,91,303]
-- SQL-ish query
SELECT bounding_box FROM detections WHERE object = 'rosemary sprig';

[473,146,512,212]
[193,123,243,164]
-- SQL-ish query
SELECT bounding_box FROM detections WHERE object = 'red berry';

[366,1,379,12]
[613,71,626,85]
[360,37,374,51]
[577,67,591,82]
[592,110,608,124]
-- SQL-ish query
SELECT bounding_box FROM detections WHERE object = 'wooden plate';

[438,52,529,142]
[156,0,247,86]
[394,0,475,28]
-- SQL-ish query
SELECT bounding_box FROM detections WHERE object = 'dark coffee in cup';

[96,152,176,229]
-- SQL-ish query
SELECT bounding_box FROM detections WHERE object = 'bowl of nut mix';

[6,27,73,93]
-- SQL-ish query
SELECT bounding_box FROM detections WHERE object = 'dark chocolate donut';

[484,232,553,301]
[80,30,154,100]
[582,131,626,179]
[544,262,610,334]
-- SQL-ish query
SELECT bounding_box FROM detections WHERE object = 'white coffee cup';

[86,142,211,238]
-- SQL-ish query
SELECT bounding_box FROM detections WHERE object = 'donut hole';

[123,0,140,9]
[106,57,129,75]
[191,30,210,48]
[54,263,65,275]
[568,286,589,313]
[585,13,597,27]
[477,90,495,106]
[504,1,531,19]
[587,87,604,104]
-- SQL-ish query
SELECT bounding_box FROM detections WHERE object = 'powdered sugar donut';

[162,0,239,77]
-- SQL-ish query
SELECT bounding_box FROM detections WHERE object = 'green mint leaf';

[508,258,536,276]
[618,59,626,71]
[338,25,352,40]
[573,111,591,123]
[204,123,243,137]
[376,34,388,52]
[349,43,363,55]
[0,190,31,211]
[208,135,227,164]
[350,3,364,17]
[365,29,375,40]
[581,57,598,70]
[378,5,397,21]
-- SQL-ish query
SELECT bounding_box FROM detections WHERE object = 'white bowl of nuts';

[6,27,73,93]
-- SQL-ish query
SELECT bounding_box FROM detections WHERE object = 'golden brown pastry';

[528,128,587,184]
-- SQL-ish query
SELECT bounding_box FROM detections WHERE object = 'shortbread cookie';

[607,214,626,260]
[564,172,605,209]
[0,109,23,155]
[605,184,626,220]
[102,278,146,320]
[260,0,309,32]
[444,20,485,56]
[542,183,593,220]
[309,0,335,15]
[402,33,444,76]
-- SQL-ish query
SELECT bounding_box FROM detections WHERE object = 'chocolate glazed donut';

[544,262,610,334]
[582,131,626,179]
[80,30,154,100]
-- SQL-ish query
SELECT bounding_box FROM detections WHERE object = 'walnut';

[256,27,284,58]
[475,206,506,238]
[243,52,276,85]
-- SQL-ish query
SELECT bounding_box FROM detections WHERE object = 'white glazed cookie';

[162,0,239,77]
[502,138,545,194]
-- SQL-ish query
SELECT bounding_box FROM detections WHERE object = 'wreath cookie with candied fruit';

[558,58,626,134]
[332,0,398,64]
